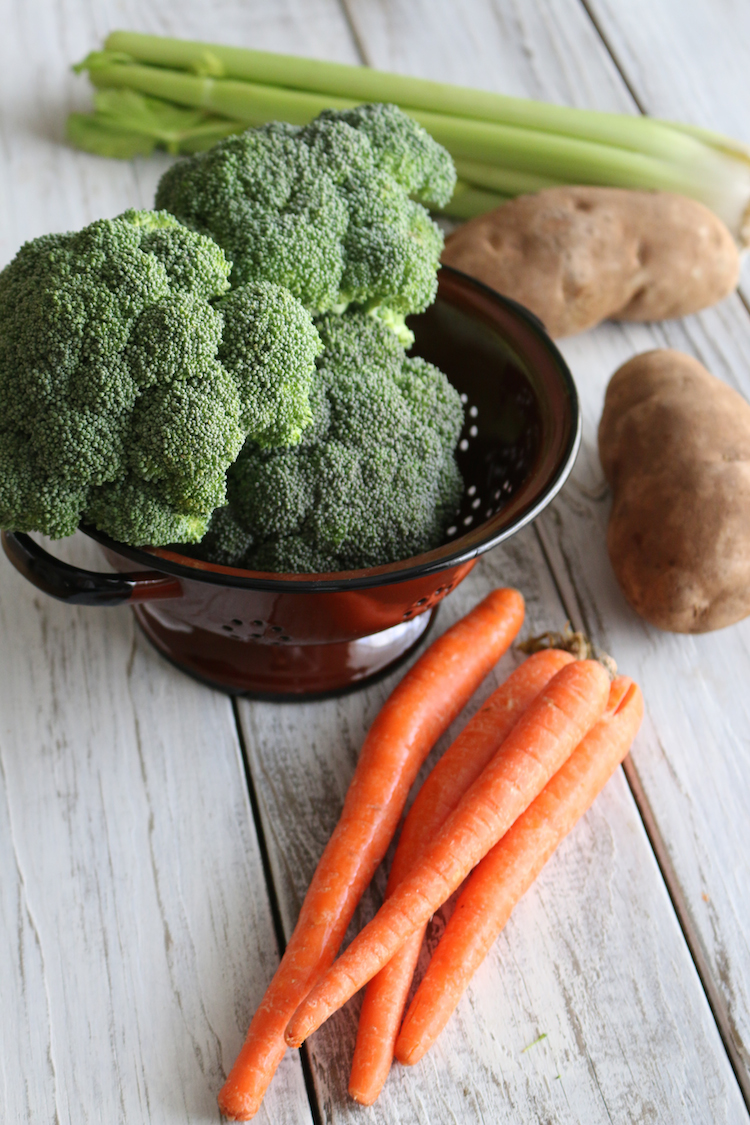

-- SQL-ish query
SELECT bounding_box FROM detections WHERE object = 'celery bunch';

[69,30,750,237]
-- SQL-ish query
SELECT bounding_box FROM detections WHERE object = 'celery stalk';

[98,32,722,163]
[87,63,356,124]
[437,182,510,220]
[67,88,245,157]
[72,36,750,242]
[453,160,561,197]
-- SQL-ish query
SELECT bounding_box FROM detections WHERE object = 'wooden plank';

[339,0,749,1111]
[581,0,750,144]
[237,530,748,1123]
[541,0,750,1093]
[0,533,313,1124]
[0,0,360,1120]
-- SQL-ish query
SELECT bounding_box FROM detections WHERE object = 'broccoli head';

[0,209,321,544]
[197,311,464,573]
[154,104,456,344]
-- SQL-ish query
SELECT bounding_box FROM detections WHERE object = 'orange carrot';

[395,676,643,1065]
[285,658,610,1049]
[218,587,524,1121]
[349,647,574,1105]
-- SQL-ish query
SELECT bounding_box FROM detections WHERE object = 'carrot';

[284,658,611,1049]
[348,647,575,1105]
[395,676,643,1065]
[217,587,524,1121]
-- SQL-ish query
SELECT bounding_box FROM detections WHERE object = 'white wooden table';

[2,1,749,1121]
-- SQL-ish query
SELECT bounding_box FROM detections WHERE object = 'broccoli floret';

[217,282,321,447]
[327,103,457,208]
[196,312,464,573]
[0,209,321,544]
[154,104,456,344]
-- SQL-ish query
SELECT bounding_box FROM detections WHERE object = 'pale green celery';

[412,108,742,203]
[83,62,694,190]
[665,119,750,161]
[87,62,357,124]
[67,88,245,157]
[436,182,509,220]
[453,159,561,196]
[75,43,750,240]
[67,112,161,159]
[100,32,725,163]
[86,62,739,198]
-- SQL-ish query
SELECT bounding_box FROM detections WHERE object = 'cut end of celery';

[66,113,158,159]
[65,90,247,160]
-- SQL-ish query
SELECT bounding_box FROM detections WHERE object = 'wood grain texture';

[0,533,313,1124]
[2,0,749,1121]
[339,0,750,1110]
[545,0,750,1093]
[237,530,748,1123]
[583,0,750,143]
[0,0,361,1120]
[543,225,750,1106]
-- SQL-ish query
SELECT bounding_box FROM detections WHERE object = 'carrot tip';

[284,1015,308,1048]
[348,1087,379,1106]
[217,1095,257,1122]
[394,1042,420,1067]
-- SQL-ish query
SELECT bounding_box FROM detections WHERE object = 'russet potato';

[598,349,750,633]
[442,187,739,338]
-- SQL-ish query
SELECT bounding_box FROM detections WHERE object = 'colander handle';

[1,531,182,606]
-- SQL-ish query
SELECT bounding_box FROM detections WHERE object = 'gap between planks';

[230,697,326,1125]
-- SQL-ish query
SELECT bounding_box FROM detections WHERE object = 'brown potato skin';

[599,349,750,633]
[441,187,739,338]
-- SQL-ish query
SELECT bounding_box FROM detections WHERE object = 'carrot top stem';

[517,624,617,678]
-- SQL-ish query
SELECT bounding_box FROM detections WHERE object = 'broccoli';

[154,104,456,345]
[196,311,464,573]
[0,209,321,545]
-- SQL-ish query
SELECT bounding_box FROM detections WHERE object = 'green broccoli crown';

[154,104,456,332]
[217,281,322,448]
[197,311,464,573]
[321,103,457,208]
[0,209,321,544]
